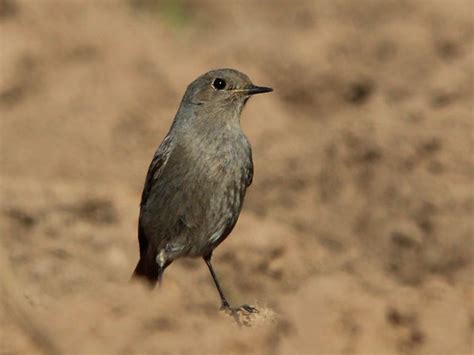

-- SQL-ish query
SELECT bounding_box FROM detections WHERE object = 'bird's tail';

[132,256,160,288]
[132,222,160,287]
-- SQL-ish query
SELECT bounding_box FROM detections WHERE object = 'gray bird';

[132,68,272,314]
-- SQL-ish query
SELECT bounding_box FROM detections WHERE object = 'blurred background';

[1,0,473,354]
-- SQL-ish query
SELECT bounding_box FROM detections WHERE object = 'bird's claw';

[238,304,259,313]
[221,303,259,315]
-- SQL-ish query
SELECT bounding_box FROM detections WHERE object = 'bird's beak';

[244,85,273,95]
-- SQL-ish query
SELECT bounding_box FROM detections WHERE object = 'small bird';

[132,69,272,314]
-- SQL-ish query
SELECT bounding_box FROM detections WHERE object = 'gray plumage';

[133,68,272,313]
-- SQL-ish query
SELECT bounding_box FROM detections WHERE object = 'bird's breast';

[142,127,252,257]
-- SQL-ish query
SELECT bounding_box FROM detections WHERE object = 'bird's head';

[181,68,272,116]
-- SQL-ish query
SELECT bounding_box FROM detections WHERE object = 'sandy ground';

[0,0,473,354]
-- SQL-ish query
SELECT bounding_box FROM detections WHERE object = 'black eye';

[212,78,226,90]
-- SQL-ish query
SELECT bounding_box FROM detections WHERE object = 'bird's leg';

[203,254,230,309]
[157,267,163,287]
[203,253,259,315]
[155,249,168,288]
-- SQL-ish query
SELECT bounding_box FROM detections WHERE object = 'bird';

[132,68,272,314]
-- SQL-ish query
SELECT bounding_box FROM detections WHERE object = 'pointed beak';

[245,85,273,95]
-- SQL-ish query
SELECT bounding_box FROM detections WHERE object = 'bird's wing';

[245,147,254,187]
[140,134,173,209]
[137,134,173,258]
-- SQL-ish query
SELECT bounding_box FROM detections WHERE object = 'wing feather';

[137,134,173,257]
[140,134,173,209]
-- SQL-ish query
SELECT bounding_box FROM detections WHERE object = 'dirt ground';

[1,0,473,354]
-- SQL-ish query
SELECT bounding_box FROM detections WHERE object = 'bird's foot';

[221,301,259,314]
[220,302,259,326]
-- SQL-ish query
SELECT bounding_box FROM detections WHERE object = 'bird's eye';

[212,78,226,90]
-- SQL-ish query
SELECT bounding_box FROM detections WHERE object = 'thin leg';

[155,250,172,287]
[203,253,258,315]
[203,253,230,309]
[157,267,163,287]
